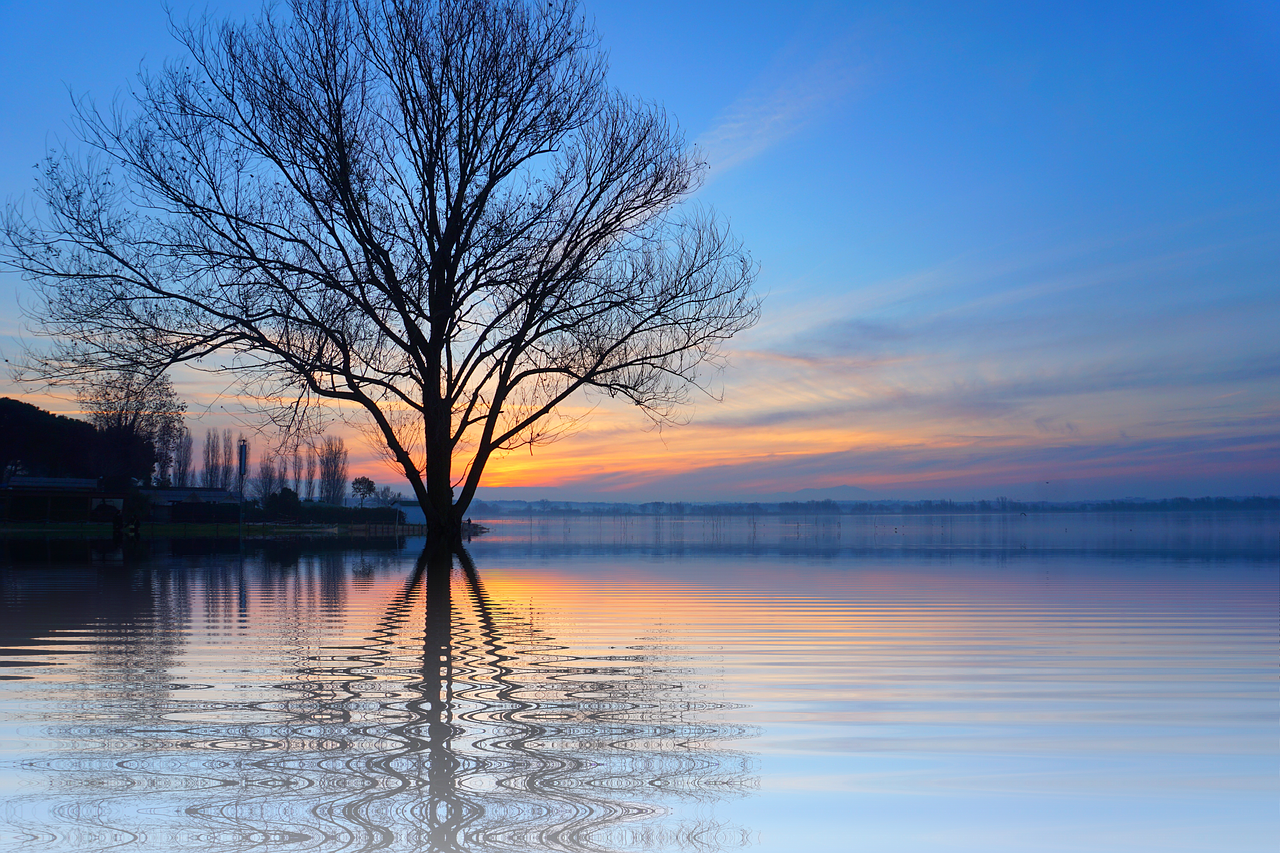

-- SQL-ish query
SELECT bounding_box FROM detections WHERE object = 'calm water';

[0,513,1275,852]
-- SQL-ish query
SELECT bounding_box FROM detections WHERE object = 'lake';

[0,512,1275,852]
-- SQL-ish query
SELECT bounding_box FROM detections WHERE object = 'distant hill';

[0,397,157,487]
[0,397,99,480]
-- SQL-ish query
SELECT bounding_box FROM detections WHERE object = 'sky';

[1,0,1277,502]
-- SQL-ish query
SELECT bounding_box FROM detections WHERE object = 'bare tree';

[304,448,317,501]
[318,436,349,506]
[252,454,284,502]
[201,429,220,488]
[291,448,303,495]
[220,428,235,491]
[2,0,759,542]
[76,368,185,485]
[374,485,402,507]
[172,426,194,487]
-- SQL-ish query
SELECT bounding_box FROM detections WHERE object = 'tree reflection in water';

[2,546,756,851]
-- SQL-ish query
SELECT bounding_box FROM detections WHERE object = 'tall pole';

[237,438,247,545]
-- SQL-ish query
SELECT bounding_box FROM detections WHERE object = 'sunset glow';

[1,5,1274,852]
[1,0,1275,501]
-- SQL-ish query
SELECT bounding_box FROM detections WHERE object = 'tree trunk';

[424,395,461,546]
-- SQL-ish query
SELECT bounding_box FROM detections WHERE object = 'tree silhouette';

[351,475,375,507]
[77,368,185,486]
[171,426,194,487]
[317,436,349,505]
[2,0,759,543]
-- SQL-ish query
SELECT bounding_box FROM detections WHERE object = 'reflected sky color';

[470,513,1277,849]
[1,1,1277,499]
[0,513,1275,851]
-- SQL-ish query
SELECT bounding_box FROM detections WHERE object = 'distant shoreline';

[463,496,1280,517]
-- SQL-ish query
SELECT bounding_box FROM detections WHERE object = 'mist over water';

[0,512,1275,852]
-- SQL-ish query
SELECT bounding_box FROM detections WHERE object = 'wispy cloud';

[754,211,1279,349]
[707,347,1280,432]
[695,32,862,176]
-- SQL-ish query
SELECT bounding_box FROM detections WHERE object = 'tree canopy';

[0,397,156,486]
[352,475,376,507]
[2,0,759,542]
[77,368,186,486]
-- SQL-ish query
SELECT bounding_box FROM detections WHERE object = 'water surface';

[0,512,1275,851]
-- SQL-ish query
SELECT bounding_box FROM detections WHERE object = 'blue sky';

[1,1,1277,500]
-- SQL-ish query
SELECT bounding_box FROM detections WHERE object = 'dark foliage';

[351,476,376,507]
[78,369,185,485]
[249,488,404,525]
[262,486,303,520]
[0,397,155,487]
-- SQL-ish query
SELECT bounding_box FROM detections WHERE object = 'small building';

[0,476,122,524]
[394,500,426,525]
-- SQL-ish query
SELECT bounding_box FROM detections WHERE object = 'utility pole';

[237,438,248,545]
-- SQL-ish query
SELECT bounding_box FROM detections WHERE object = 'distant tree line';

[870,497,1280,514]
[465,499,849,517]
[466,496,1280,517]
[237,437,401,521]
[246,491,403,526]
[183,428,349,503]
[2,398,384,515]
